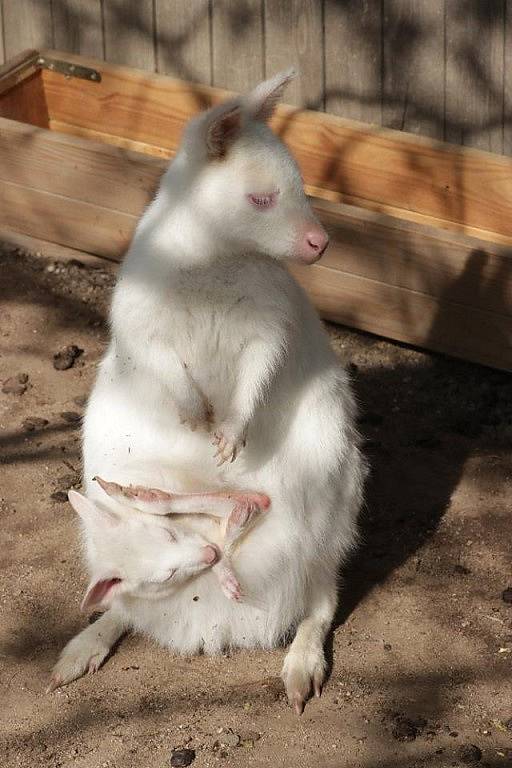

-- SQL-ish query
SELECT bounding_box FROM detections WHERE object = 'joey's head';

[172,69,328,264]
[67,490,219,612]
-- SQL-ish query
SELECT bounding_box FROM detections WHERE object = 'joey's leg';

[212,497,268,601]
[94,476,270,518]
[281,570,338,715]
[47,610,126,692]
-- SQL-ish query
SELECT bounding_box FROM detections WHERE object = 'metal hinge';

[36,55,101,83]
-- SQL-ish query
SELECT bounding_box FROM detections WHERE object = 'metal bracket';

[36,56,101,83]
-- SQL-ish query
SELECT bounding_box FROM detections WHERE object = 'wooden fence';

[0,0,511,155]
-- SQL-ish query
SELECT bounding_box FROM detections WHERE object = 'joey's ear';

[81,577,122,613]
[247,68,296,122]
[68,489,118,526]
[206,103,243,159]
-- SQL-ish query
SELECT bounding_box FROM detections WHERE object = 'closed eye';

[247,191,279,209]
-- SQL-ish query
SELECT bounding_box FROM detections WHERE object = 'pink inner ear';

[81,577,122,613]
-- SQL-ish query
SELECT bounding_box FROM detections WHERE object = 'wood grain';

[103,0,155,70]
[264,0,323,108]
[212,0,263,91]
[155,0,211,83]
[0,71,49,127]
[289,261,512,372]
[0,117,165,214]
[445,1,505,153]
[37,49,512,240]
[1,0,52,60]
[382,0,444,139]
[324,0,382,124]
[0,177,135,258]
[52,0,104,58]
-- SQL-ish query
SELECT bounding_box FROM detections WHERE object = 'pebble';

[73,395,88,407]
[391,715,427,742]
[51,491,69,503]
[2,372,29,394]
[502,587,512,604]
[170,748,196,767]
[219,730,240,748]
[457,744,482,763]
[60,411,82,424]
[53,345,84,371]
[22,417,49,431]
[239,731,261,747]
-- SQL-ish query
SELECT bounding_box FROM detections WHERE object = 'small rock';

[2,373,29,394]
[457,744,482,764]
[383,643,392,651]
[454,564,472,575]
[73,395,88,407]
[502,587,512,604]
[51,491,69,503]
[391,715,427,742]
[60,411,81,424]
[219,730,240,748]
[53,345,83,371]
[170,748,196,767]
[239,731,260,747]
[22,417,48,432]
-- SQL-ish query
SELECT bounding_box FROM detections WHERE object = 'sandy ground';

[1,240,511,768]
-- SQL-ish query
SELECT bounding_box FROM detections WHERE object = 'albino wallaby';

[49,69,366,714]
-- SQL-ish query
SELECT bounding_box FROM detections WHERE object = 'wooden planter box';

[1,49,511,371]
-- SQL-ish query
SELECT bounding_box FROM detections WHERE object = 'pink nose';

[305,229,329,256]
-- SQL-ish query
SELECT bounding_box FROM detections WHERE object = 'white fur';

[51,71,366,711]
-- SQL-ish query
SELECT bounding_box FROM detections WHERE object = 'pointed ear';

[247,68,296,122]
[81,577,122,613]
[68,489,118,526]
[206,103,243,159]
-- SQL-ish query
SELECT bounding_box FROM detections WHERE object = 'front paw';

[212,423,246,465]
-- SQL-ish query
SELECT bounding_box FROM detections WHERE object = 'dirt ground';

[1,239,511,768]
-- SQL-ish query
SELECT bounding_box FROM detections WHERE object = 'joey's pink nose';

[306,229,329,256]
[202,544,220,565]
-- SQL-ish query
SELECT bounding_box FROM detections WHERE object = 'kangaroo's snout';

[295,223,329,264]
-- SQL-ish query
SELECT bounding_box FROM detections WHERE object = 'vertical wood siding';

[0,0,511,156]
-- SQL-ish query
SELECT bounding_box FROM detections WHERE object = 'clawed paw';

[213,561,243,601]
[212,428,246,466]
[46,635,111,693]
[281,651,327,715]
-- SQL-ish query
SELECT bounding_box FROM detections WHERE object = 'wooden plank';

[324,0,382,123]
[0,177,135,258]
[505,0,512,157]
[155,0,211,83]
[212,0,263,91]
[382,0,444,139]
[52,0,104,59]
[1,0,52,60]
[264,0,322,108]
[0,71,49,127]
[0,117,165,214]
[314,198,512,317]
[38,48,512,240]
[0,3,4,65]
[0,48,40,95]
[445,2,505,153]
[289,262,512,372]
[48,119,173,158]
[103,0,155,71]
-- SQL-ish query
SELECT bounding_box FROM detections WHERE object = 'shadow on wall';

[28,0,512,151]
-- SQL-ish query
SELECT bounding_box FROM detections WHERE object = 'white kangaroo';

[49,69,366,714]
